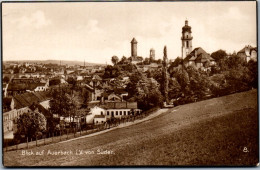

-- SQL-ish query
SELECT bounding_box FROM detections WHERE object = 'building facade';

[87,102,141,125]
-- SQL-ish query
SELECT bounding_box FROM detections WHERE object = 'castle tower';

[131,38,138,57]
[150,48,155,60]
[181,20,193,59]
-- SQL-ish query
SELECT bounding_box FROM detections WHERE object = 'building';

[183,47,215,70]
[150,48,155,61]
[181,20,193,59]
[237,45,257,62]
[3,91,50,137]
[129,37,143,64]
[86,102,141,124]
[131,38,138,57]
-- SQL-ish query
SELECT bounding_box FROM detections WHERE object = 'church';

[181,20,215,70]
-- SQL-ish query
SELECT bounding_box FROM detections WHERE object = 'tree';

[169,57,183,68]
[15,110,47,140]
[162,46,169,103]
[67,77,77,91]
[49,89,72,118]
[211,49,227,62]
[126,71,144,98]
[143,58,150,65]
[119,56,128,65]
[3,76,10,83]
[66,93,81,124]
[81,87,90,108]
[13,67,19,74]
[49,79,61,86]
[135,77,163,110]
[67,77,76,85]
[111,55,119,65]
[103,65,122,78]
[157,59,162,64]
[247,60,257,88]
[186,66,211,99]
[168,78,182,100]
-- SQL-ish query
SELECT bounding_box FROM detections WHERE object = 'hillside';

[3,90,258,166]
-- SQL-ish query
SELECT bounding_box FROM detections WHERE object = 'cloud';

[12,10,51,29]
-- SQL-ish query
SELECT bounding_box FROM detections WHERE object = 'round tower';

[131,38,138,57]
[150,48,155,61]
[181,20,193,59]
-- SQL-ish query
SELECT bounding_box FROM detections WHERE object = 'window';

[107,111,109,115]
[116,111,118,115]
[186,35,188,38]
[96,121,98,123]
[120,111,122,115]
[124,111,126,115]
[101,111,103,115]
[101,121,103,123]
[128,111,130,115]
[186,41,189,47]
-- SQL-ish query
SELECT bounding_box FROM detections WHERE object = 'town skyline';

[2,1,257,64]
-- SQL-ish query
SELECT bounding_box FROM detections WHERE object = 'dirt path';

[58,108,169,144]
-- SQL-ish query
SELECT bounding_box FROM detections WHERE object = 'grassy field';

[3,89,258,167]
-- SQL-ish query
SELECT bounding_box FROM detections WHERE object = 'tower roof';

[131,38,138,43]
[182,20,192,33]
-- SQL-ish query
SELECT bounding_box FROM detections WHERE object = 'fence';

[4,107,160,152]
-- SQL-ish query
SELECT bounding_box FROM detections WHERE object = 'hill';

[3,90,258,166]
[3,60,105,66]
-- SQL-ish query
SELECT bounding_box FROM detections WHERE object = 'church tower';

[181,20,193,59]
[131,38,138,57]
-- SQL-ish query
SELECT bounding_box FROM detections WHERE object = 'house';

[81,75,105,101]
[7,79,49,96]
[3,91,51,135]
[86,102,141,125]
[237,45,257,62]
[183,47,215,70]
[33,82,49,92]
[86,106,106,124]
[107,93,122,101]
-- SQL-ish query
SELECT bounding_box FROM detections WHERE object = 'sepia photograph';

[1,1,258,167]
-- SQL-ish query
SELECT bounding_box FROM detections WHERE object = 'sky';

[2,1,257,64]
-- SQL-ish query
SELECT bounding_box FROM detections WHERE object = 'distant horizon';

[3,59,102,62]
[2,42,257,64]
[2,2,257,64]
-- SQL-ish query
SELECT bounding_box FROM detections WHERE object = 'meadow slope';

[3,90,258,166]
